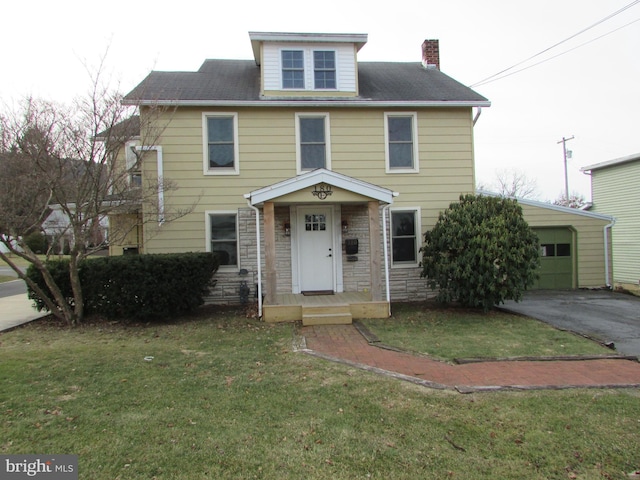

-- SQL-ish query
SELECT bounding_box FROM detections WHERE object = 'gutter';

[137,146,164,225]
[124,99,491,109]
[244,195,263,318]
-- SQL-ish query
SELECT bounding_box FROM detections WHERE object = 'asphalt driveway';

[502,289,640,358]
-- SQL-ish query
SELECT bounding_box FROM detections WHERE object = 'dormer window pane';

[282,50,304,89]
[314,51,336,89]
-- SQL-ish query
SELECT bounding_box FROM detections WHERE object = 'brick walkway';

[298,324,640,392]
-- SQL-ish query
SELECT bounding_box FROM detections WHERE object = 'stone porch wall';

[205,205,435,305]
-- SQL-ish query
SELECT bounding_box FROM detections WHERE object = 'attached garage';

[479,193,615,289]
[516,198,614,290]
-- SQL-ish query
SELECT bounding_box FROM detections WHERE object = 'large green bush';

[23,231,48,254]
[421,194,540,311]
[27,253,218,320]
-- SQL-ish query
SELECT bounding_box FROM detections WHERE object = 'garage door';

[532,228,574,289]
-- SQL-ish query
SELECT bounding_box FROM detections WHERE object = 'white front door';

[297,206,334,292]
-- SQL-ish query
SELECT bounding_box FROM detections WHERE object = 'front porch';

[262,292,389,324]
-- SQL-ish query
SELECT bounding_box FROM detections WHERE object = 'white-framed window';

[384,112,419,173]
[202,112,239,175]
[390,207,421,267]
[295,113,331,173]
[205,211,239,268]
[313,51,336,89]
[282,50,305,89]
[280,48,338,91]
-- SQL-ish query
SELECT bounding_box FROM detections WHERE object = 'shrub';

[421,194,540,311]
[23,231,48,254]
[27,252,219,321]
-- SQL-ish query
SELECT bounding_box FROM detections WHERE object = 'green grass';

[1,307,639,479]
[0,275,18,284]
[361,302,611,361]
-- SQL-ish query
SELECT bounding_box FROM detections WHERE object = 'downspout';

[137,146,165,225]
[382,203,392,317]
[603,218,616,289]
[472,107,482,126]
[245,195,263,318]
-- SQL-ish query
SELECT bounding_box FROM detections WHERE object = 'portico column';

[263,201,277,304]
[368,200,382,301]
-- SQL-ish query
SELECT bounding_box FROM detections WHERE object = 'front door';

[298,206,334,292]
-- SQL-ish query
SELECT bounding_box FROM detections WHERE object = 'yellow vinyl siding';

[140,106,475,254]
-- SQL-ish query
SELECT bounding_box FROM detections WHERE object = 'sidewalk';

[298,324,640,393]
[0,293,48,332]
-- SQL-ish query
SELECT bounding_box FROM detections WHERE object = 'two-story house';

[122,31,492,323]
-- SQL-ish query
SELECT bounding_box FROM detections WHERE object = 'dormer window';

[249,32,366,96]
[282,50,304,89]
[313,51,336,89]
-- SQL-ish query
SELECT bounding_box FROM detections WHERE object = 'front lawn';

[1,307,638,479]
[360,302,611,361]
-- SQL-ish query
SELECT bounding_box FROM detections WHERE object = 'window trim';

[389,207,421,268]
[202,112,239,176]
[295,113,332,174]
[279,48,339,91]
[384,112,420,173]
[205,210,239,270]
[281,49,305,89]
[313,50,337,90]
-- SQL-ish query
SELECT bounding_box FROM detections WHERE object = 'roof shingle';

[124,59,488,105]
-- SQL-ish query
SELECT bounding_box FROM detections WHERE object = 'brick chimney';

[421,39,440,70]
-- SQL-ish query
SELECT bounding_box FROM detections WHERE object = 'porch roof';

[244,169,398,206]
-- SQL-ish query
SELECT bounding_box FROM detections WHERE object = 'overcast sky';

[2,0,638,202]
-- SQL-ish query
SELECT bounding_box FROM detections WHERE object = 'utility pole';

[557,136,574,204]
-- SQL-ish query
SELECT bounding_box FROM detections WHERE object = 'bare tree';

[0,63,193,325]
[485,168,540,199]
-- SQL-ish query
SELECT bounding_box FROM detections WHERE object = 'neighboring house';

[478,191,614,290]
[581,153,640,294]
[42,204,109,254]
[122,31,493,323]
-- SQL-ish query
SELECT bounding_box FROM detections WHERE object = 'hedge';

[27,253,219,321]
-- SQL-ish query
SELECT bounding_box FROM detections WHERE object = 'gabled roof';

[123,59,489,107]
[581,152,640,173]
[245,169,398,205]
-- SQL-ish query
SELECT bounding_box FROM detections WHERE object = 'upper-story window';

[296,113,331,173]
[314,51,336,89]
[202,112,239,175]
[282,50,305,89]
[384,112,419,173]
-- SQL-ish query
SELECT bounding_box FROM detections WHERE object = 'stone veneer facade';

[205,206,434,305]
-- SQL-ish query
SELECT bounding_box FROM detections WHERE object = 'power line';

[470,0,640,88]
[472,16,640,87]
